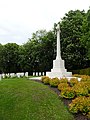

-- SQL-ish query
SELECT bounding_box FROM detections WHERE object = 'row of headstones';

[33,72,45,76]
[0,72,28,80]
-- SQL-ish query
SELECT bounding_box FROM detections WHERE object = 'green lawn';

[0,78,74,120]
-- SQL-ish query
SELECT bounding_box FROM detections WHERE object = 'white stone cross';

[46,23,72,78]
[56,23,61,59]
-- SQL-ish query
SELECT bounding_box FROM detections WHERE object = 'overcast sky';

[0,0,90,45]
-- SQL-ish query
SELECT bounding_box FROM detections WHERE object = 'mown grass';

[0,78,74,120]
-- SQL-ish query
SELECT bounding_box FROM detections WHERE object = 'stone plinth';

[46,58,72,78]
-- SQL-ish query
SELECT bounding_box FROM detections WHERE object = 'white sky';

[0,0,90,45]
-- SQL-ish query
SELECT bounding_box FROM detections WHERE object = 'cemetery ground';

[0,77,74,120]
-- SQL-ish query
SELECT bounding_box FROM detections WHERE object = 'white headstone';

[42,72,45,76]
[16,73,21,78]
[0,74,2,80]
[21,73,24,77]
[6,73,10,78]
[25,72,28,77]
[39,72,41,76]
[10,73,15,78]
[2,73,5,78]
[33,72,35,76]
[36,72,38,76]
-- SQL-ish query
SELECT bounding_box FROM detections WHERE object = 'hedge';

[72,67,90,76]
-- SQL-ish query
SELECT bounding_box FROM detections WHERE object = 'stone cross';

[56,23,61,59]
[46,23,72,78]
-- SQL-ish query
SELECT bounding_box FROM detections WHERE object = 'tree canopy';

[60,10,89,70]
[0,9,90,74]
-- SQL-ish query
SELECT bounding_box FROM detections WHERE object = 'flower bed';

[41,75,90,119]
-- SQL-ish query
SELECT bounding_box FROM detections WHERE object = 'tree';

[23,30,55,73]
[0,44,3,73]
[0,43,19,73]
[85,8,90,59]
[58,10,89,70]
[0,9,90,74]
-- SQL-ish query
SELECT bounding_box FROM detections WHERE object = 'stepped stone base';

[46,58,72,78]
[46,71,72,78]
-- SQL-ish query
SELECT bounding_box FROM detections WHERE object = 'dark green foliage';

[41,76,51,84]
[0,43,19,73]
[50,77,60,87]
[0,44,3,73]
[59,78,68,83]
[0,9,90,73]
[58,83,69,91]
[22,30,56,73]
[73,82,89,97]
[69,96,90,115]
[69,78,78,87]
[80,68,90,75]
[72,67,90,76]
[60,87,75,99]
[59,10,89,70]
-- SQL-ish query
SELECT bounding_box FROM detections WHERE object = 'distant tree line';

[0,9,90,74]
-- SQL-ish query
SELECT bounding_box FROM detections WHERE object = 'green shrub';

[41,76,46,83]
[69,96,90,114]
[59,78,68,83]
[87,84,90,93]
[73,74,90,82]
[80,68,90,76]
[50,78,60,87]
[60,87,75,99]
[69,78,78,87]
[72,82,89,97]
[72,67,90,76]
[41,76,50,84]
[82,82,90,93]
[87,112,90,119]
[72,74,81,77]
[58,83,69,91]
[80,75,90,82]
